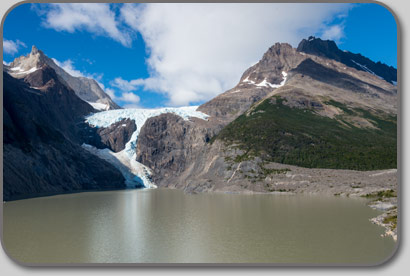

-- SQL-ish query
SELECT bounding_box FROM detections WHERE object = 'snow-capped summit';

[5,46,120,110]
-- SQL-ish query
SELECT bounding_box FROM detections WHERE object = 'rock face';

[136,37,397,193]
[3,68,126,201]
[136,113,216,184]
[96,119,136,152]
[5,45,120,110]
[198,43,305,121]
[297,36,397,84]
[81,118,137,152]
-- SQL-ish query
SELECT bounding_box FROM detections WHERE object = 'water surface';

[2,189,396,264]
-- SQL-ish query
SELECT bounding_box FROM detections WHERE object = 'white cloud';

[120,3,352,106]
[110,77,145,92]
[3,39,26,55]
[320,24,345,42]
[52,58,84,77]
[35,3,352,106]
[107,78,142,106]
[40,3,132,47]
[120,92,140,103]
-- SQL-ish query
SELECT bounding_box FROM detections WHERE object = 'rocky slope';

[3,66,126,201]
[81,118,137,153]
[4,46,120,110]
[198,43,305,122]
[297,36,397,84]
[136,37,397,190]
[135,37,398,239]
[136,113,216,184]
[83,106,209,188]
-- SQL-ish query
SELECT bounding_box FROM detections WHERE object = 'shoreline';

[3,167,398,241]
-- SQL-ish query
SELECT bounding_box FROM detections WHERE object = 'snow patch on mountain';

[9,66,39,75]
[85,106,209,188]
[87,101,109,111]
[351,60,384,80]
[244,71,288,88]
[242,75,255,84]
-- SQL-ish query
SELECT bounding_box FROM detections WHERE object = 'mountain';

[198,43,305,121]
[2,36,397,200]
[297,36,397,84]
[3,64,126,201]
[135,37,397,192]
[4,46,120,110]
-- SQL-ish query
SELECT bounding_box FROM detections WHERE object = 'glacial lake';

[2,188,396,264]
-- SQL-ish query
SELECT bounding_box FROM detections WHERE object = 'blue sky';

[2,3,397,108]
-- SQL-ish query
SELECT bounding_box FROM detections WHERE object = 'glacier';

[84,106,209,189]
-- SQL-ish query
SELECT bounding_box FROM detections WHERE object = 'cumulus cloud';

[320,24,345,42]
[108,89,141,108]
[120,92,140,103]
[52,58,84,77]
[110,77,145,92]
[3,39,26,55]
[39,3,132,47]
[35,3,352,106]
[119,3,352,106]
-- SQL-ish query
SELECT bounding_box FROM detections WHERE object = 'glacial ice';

[84,106,209,188]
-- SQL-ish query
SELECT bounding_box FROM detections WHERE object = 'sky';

[2,3,397,108]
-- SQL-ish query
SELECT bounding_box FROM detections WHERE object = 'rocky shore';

[172,157,398,241]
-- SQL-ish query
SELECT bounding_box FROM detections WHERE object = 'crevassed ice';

[85,106,209,188]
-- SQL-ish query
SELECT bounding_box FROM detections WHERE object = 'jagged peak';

[29,45,46,59]
[31,45,39,54]
[267,42,293,53]
[297,36,339,53]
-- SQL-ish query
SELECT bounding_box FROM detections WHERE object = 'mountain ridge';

[5,45,120,110]
[136,36,397,192]
[297,36,397,84]
[3,67,126,201]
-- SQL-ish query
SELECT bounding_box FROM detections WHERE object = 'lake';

[2,188,396,264]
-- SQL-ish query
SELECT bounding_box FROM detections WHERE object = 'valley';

[3,36,399,252]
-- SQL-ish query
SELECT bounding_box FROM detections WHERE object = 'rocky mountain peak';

[263,42,294,57]
[297,36,339,58]
[296,36,397,84]
[31,45,40,55]
[240,42,304,84]
[6,46,121,110]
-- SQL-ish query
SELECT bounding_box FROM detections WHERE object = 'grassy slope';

[214,97,396,171]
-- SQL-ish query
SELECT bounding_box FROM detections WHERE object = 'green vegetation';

[363,189,397,199]
[383,214,397,230]
[260,167,290,176]
[215,96,396,170]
